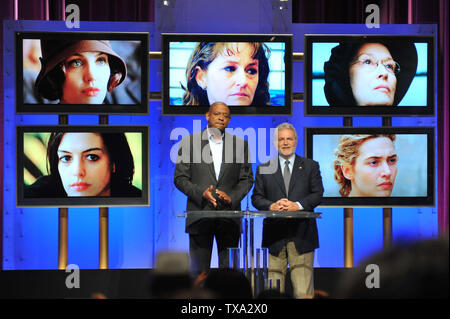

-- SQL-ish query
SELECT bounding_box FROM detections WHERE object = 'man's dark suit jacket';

[174,129,254,234]
[251,155,324,255]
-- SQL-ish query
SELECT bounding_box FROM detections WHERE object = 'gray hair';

[273,122,298,144]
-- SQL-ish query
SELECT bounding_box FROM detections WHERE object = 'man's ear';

[341,164,353,181]
[195,66,207,89]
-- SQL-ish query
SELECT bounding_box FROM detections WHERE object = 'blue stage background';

[2,12,438,269]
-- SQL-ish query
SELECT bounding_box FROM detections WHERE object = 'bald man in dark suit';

[252,122,324,298]
[174,102,253,276]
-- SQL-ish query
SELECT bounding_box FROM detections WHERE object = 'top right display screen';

[304,35,435,116]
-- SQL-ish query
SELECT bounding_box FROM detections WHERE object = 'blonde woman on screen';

[333,134,398,197]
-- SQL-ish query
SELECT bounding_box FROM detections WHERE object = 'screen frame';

[161,33,293,116]
[15,31,149,115]
[304,34,435,117]
[16,125,150,207]
[304,126,435,207]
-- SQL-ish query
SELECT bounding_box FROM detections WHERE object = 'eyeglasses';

[350,56,401,75]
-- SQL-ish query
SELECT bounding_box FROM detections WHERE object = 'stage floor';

[0,267,352,299]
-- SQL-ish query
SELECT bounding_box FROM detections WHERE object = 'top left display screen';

[15,31,149,115]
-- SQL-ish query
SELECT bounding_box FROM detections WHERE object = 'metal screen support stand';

[344,208,354,268]
[383,208,393,249]
[99,207,109,269]
[99,115,109,269]
[58,115,69,269]
[58,208,68,270]
[343,117,354,268]
[382,117,393,249]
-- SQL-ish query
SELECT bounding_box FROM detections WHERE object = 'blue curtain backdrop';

[2,2,440,269]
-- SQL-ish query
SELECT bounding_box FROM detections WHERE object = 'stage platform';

[0,268,352,299]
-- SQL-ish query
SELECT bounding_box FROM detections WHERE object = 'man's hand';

[269,199,285,211]
[202,185,217,207]
[215,189,231,205]
[280,199,300,211]
[270,198,300,211]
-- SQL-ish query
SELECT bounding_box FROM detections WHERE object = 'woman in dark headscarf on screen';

[323,40,417,107]
[35,39,127,104]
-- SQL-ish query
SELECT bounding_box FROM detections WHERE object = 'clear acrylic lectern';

[178,210,321,296]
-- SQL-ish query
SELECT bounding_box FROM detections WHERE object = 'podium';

[178,210,321,296]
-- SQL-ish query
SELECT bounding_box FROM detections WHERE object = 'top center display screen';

[162,34,292,116]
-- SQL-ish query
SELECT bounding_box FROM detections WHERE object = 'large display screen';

[15,31,149,114]
[305,127,434,207]
[162,33,292,115]
[17,125,149,207]
[304,35,435,116]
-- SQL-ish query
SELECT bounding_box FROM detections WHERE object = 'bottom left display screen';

[16,125,149,207]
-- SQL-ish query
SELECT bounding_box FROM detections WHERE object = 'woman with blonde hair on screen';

[333,134,398,197]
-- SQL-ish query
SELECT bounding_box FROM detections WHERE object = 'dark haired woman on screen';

[182,42,271,106]
[35,40,127,104]
[25,132,141,197]
[324,40,417,106]
[333,134,398,197]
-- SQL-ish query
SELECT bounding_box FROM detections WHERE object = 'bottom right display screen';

[305,126,434,207]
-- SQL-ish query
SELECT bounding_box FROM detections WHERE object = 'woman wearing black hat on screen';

[324,40,418,106]
[35,40,127,104]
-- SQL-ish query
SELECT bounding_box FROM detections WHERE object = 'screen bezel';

[15,31,149,115]
[304,34,435,117]
[16,125,150,207]
[161,33,293,116]
[305,126,435,207]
